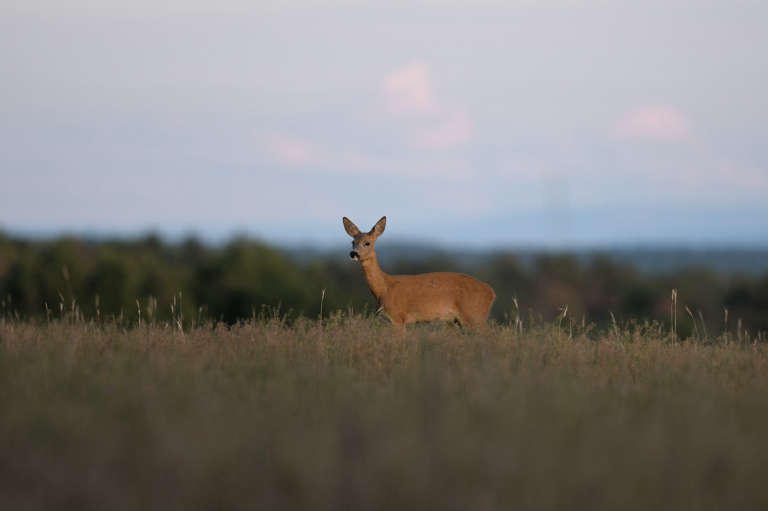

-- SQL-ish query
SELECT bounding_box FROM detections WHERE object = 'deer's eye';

[365,242,371,246]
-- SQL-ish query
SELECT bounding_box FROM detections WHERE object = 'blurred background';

[1,1,766,334]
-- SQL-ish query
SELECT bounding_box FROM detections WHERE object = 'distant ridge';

[289,242,768,276]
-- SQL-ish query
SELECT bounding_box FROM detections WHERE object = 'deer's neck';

[360,254,389,302]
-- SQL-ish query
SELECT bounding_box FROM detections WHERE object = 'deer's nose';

[350,251,360,260]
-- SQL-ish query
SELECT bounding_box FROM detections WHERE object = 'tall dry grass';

[1,315,768,510]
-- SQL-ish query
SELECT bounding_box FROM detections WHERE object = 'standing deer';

[343,216,496,332]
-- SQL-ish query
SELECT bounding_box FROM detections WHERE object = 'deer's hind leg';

[456,304,491,332]
[388,314,407,336]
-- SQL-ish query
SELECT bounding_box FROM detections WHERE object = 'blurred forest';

[0,232,766,337]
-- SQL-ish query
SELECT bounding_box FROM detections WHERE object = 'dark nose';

[350,251,359,259]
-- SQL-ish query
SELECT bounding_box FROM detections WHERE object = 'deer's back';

[384,272,495,323]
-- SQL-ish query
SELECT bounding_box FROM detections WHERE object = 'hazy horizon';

[5,220,768,252]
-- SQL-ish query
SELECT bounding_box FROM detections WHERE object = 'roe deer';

[343,216,496,332]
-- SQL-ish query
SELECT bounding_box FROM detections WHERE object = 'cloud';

[381,62,473,149]
[417,110,473,148]
[616,106,692,141]
[266,134,379,172]
[263,132,476,180]
[382,62,438,116]
[265,135,317,166]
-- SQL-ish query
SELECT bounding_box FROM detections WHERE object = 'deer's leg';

[457,307,490,332]
[392,321,406,336]
[389,315,407,336]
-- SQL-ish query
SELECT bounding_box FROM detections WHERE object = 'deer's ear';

[343,217,361,237]
[370,216,386,237]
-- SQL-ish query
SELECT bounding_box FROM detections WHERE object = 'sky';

[1,0,767,247]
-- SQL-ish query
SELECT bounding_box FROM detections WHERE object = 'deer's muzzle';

[350,251,360,261]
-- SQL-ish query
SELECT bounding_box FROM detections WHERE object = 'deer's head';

[343,216,386,262]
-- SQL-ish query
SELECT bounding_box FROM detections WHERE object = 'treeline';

[0,233,766,336]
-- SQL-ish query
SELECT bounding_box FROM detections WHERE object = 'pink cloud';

[417,110,473,148]
[266,135,316,166]
[616,106,692,141]
[263,133,475,179]
[381,62,474,149]
[382,62,437,116]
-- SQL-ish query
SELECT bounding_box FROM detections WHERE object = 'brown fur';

[343,216,496,332]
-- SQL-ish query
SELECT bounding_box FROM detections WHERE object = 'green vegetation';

[1,316,767,509]
[1,229,765,507]
[1,233,767,336]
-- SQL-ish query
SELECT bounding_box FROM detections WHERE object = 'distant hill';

[291,242,768,276]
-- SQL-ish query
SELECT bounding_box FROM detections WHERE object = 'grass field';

[2,315,768,510]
